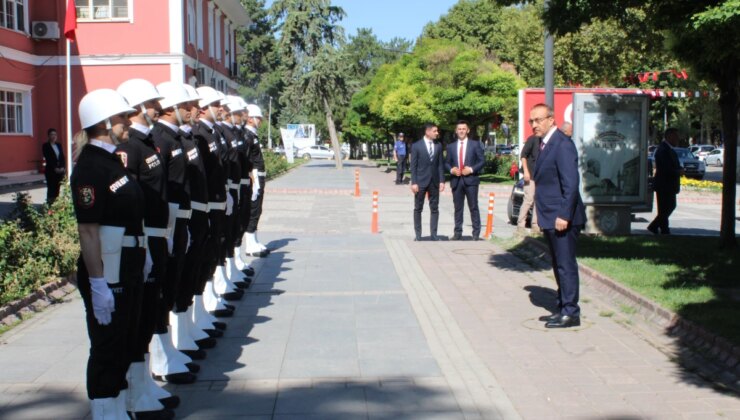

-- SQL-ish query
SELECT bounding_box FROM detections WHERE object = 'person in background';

[42,128,66,204]
[410,123,445,241]
[648,128,683,235]
[445,120,485,240]
[517,134,541,234]
[393,132,408,184]
[560,121,573,138]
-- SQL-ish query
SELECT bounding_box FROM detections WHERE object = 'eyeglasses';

[528,116,551,125]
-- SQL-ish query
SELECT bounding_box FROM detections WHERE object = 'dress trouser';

[45,172,63,204]
[77,247,145,399]
[650,189,677,233]
[224,188,240,258]
[164,216,190,316]
[517,180,538,228]
[198,208,226,293]
[452,181,480,236]
[239,183,252,236]
[395,157,407,182]
[135,236,167,355]
[246,176,265,233]
[413,183,440,237]
[543,226,581,317]
[177,209,209,312]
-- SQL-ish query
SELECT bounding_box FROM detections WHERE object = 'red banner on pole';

[64,0,77,41]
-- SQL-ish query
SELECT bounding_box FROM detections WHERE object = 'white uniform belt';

[191,201,208,212]
[177,209,192,219]
[256,171,267,177]
[144,227,168,238]
[122,235,147,248]
[240,178,251,186]
[229,184,240,190]
[208,201,227,211]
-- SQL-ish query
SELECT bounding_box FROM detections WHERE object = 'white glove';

[226,193,234,216]
[90,277,115,326]
[185,228,192,254]
[166,235,174,256]
[251,188,260,202]
[143,248,153,281]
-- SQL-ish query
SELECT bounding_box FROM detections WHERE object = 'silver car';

[704,148,724,167]
[296,145,346,160]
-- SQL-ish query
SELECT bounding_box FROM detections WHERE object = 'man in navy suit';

[445,120,485,240]
[647,128,682,235]
[410,123,445,241]
[531,104,587,328]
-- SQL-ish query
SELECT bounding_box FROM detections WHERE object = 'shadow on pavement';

[524,285,559,315]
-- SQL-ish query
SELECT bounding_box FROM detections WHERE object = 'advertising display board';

[287,124,316,150]
[572,93,650,206]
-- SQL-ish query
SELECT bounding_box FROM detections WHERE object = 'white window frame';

[75,0,133,22]
[196,0,204,50]
[224,20,230,67]
[187,0,195,45]
[1,0,28,33]
[0,81,33,136]
[215,9,222,62]
[207,2,215,58]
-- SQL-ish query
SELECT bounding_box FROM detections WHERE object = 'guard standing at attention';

[243,104,269,257]
[115,78,179,417]
[71,89,145,419]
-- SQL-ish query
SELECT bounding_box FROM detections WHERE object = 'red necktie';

[459,141,464,172]
[539,140,545,152]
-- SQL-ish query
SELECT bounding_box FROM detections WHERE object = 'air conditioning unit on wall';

[31,21,60,40]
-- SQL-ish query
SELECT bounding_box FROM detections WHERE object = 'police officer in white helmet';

[243,104,269,256]
[71,89,146,419]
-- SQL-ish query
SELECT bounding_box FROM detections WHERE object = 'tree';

[494,0,739,248]
[270,0,348,168]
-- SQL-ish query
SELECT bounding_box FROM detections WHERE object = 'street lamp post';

[267,96,273,150]
[544,0,554,108]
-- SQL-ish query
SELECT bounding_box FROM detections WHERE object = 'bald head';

[560,122,572,137]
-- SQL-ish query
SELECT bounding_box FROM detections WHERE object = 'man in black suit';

[647,128,682,235]
[41,128,66,204]
[410,123,445,241]
[445,120,485,240]
[531,104,586,329]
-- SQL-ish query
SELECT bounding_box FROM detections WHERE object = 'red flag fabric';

[64,0,77,41]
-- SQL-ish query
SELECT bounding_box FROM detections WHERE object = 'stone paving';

[0,159,739,419]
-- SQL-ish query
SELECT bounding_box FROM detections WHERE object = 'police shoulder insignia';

[78,186,95,208]
[116,151,128,167]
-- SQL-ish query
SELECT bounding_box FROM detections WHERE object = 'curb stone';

[521,236,740,393]
[0,273,77,329]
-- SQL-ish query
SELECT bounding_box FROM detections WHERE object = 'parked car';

[704,147,724,167]
[690,144,715,161]
[296,145,347,160]
[673,147,706,179]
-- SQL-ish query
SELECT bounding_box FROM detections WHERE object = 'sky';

[264,0,458,42]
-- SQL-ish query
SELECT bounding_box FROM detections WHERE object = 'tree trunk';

[323,96,343,169]
[718,68,738,249]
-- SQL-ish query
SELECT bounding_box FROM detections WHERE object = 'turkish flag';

[64,0,77,41]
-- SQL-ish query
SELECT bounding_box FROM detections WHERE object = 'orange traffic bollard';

[371,191,379,233]
[484,192,495,238]
[354,169,360,197]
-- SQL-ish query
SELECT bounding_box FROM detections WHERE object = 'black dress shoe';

[195,337,217,349]
[430,235,439,241]
[221,290,243,301]
[131,408,175,420]
[647,224,658,235]
[155,371,196,384]
[234,279,251,289]
[159,395,180,410]
[186,362,200,373]
[451,234,462,241]
[212,321,227,330]
[203,328,223,338]
[538,313,560,322]
[241,267,255,276]
[181,349,206,360]
[472,236,481,241]
[224,303,236,311]
[414,236,421,241]
[209,308,234,318]
[545,315,580,328]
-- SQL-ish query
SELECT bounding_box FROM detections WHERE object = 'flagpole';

[65,38,73,178]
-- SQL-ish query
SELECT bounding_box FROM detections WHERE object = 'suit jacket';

[653,141,681,194]
[410,139,444,188]
[444,139,485,189]
[534,129,586,230]
[42,142,65,176]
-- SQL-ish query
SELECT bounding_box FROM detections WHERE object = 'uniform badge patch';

[78,186,95,208]
[116,151,128,167]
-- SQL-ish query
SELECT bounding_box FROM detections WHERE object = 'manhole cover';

[521,318,593,332]
[452,249,491,256]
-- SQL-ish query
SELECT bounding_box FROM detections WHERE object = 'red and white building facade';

[0,0,250,175]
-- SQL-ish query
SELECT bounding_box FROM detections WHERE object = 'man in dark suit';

[410,123,445,241]
[41,128,66,204]
[445,120,485,240]
[531,104,587,328]
[647,128,682,235]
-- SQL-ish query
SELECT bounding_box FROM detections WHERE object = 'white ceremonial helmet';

[183,84,201,102]
[246,104,264,119]
[79,89,135,129]
[116,78,163,107]
[157,82,191,109]
[196,86,222,108]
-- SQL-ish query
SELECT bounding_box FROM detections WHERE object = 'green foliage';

[484,153,518,178]
[0,185,79,306]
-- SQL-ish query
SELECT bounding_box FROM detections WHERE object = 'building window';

[75,0,130,21]
[1,0,26,32]
[0,89,25,134]
[196,0,203,50]
[215,11,222,62]
[187,0,195,45]
[208,4,214,58]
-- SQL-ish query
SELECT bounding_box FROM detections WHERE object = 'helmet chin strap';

[174,105,184,126]
[141,104,154,127]
[107,118,121,145]
[208,105,218,123]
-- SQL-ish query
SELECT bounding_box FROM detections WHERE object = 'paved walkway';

[1,160,739,419]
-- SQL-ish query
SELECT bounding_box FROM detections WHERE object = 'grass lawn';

[504,235,740,346]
